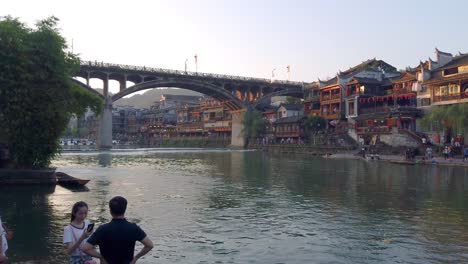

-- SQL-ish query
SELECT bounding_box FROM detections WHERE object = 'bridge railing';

[81,60,304,86]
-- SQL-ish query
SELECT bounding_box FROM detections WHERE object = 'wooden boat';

[389,160,416,165]
[365,154,381,161]
[55,172,90,187]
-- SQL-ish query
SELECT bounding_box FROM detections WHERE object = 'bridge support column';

[98,97,113,150]
[103,74,109,97]
[120,75,127,92]
[230,109,246,148]
[86,72,90,86]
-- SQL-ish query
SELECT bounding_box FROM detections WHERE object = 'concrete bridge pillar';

[103,74,109,97]
[230,109,246,148]
[98,97,113,150]
[120,75,127,92]
[86,72,90,86]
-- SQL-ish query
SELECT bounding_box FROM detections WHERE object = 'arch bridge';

[74,61,306,149]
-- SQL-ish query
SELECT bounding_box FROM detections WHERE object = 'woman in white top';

[0,216,8,263]
[63,201,94,264]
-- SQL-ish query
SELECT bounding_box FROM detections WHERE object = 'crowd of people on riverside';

[0,196,154,264]
[410,136,468,164]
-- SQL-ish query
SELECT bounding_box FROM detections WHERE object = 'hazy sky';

[3,0,468,87]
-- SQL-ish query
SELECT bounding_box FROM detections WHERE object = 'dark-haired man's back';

[84,196,153,264]
[87,218,147,264]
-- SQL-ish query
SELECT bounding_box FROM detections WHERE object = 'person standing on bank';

[0,215,8,263]
[63,201,96,264]
[83,196,153,264]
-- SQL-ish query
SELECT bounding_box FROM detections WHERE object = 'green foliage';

[303,115,326,134]
[242,109,266,147]
[420,103,468,135]
[0,16,103,168]
[286,96,302,103]
[302,115,326,144]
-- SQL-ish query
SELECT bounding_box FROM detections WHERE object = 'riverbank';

[255,144,468,168]
[259,144,354,155]
[61,138,231,150]
[0,168,56,184]
[328,152,468,167]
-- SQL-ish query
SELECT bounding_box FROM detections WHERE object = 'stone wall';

[379,133,419,148]
[348,128,359,142]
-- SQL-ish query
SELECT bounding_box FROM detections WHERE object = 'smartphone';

[87,223,95,232]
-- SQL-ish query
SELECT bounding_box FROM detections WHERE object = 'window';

[443,67,458,76]
[448,84,460,94]
[322,105,329,114]
[459,65,468,74]
[349,102,355,116]
[438,86,448,96]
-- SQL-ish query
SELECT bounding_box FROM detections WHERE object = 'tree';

[242,109,266,148]
[302,115,326,144]
[0,16,102,168]
[420,103,468,142]
[286,96,302,103]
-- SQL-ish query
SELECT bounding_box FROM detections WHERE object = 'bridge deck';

[80,61,304,87]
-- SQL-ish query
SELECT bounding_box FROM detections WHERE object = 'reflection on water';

[1,149,468,263]
[98,153,112,167]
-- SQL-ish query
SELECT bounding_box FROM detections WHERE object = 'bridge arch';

[71,78,105,99]
[253,88,304,109]
[111,79,246,110]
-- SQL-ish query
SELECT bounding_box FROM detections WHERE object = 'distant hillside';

[94,88,203,109]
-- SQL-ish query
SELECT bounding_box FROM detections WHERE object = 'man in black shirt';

[83,196,153,264]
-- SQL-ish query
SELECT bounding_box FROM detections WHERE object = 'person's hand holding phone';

[81,223,94,240]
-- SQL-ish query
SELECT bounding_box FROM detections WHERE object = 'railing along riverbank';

[253,144,356,155]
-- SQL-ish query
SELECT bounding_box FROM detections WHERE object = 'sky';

[3,0,468,93]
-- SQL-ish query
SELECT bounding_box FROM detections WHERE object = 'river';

[1,149,468,263]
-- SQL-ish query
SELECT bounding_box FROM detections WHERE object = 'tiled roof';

[304,81,319,88]
[436,48,453,57]
[274,115,304,124]
[347,77,383,85]
[391,72,416,83]
[339,59,397,76]
[435,53,468,70]
[319,76,338,87]
[278,103,303,111]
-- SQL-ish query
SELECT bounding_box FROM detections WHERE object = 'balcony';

[322,113,340,120]
[304,96,320,102]
[433,94,466,103]
[392,87,412,94]
[359,106,391,115]
[275,131,302,138]
[321,93,341,102]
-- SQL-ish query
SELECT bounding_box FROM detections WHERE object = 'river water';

[1,149,468,263]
